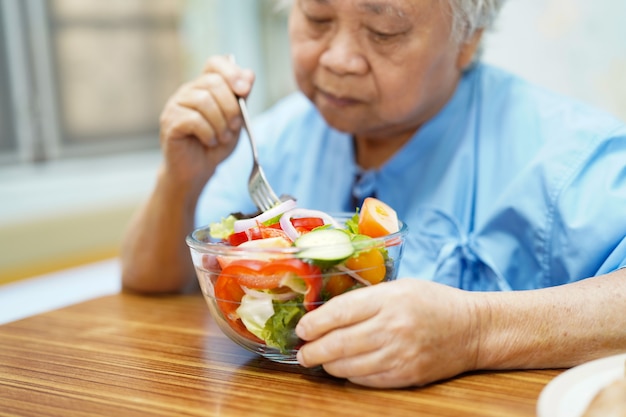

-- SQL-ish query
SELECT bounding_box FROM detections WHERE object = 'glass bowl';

[186,214,407,364]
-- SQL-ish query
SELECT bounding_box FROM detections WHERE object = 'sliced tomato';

[259,226,290,240]
[291,217,324,232]
[324,273,355,298]
[226,223,283,246]
[358,197,400,238]
[226,218,323,245]
[227,231,249,246]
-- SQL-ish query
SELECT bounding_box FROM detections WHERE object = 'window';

[49,0,184,153]
[0,0,293,283]
[0,4,16,157]
[0,0,186,165]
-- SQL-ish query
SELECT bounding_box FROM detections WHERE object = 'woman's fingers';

[296,313,386,368]
[296,279,482,388]
[160,102,217,148]
[162,68,246,149]
[203,55,255,98]
[176,78,238,146]
[296,282,386,342]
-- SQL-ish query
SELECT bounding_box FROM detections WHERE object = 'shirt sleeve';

[550,129,626,281]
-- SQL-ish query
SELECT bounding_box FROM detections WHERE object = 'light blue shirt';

[196,63,626,291]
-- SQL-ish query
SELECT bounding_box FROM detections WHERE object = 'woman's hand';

[296,279,481,388]
[158,55,255,193]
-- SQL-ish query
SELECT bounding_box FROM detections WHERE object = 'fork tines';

[249,166,281,212]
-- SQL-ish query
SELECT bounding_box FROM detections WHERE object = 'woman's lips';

[317,89,361,107]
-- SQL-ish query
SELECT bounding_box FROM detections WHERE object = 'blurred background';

[0,0,625,290]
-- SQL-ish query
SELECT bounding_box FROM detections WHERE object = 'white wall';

[482,0,626,122]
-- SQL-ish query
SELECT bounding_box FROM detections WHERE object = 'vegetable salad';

[207,197,402,354]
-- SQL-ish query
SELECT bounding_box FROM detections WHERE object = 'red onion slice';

[234,199,297,233]
[279,208,343,241]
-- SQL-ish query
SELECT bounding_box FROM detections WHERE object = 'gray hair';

[274,0,506,43]
[449,0,506,42]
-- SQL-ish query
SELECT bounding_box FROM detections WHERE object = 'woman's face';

[288,0,476,141]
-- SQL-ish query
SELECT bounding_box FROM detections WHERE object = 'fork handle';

[237,96,260,162]
[227,55,260,161]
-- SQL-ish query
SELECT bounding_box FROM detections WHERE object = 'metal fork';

[236,95,281,211]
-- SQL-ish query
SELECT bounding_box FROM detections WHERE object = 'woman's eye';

[305,14,331,27]
[370,30,399,43]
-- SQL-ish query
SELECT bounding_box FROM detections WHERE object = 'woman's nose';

[319,30,368,75]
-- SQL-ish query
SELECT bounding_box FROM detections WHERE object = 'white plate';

[537,353,626,417]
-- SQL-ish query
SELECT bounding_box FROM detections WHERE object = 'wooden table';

[0,292,562,417]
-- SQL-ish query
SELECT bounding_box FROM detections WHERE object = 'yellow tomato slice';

[325,274,356,297]
[357,197,399,238]
[344,248,386,285]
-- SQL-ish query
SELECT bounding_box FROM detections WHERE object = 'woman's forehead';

[299,0,445,18]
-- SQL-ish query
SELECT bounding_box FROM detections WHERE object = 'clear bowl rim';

[186,212,408,255]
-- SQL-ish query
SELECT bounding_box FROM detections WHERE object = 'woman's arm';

[475,268,626,371]
[120,55,255,293]
[296,268,626,388]
[120,166,201,293]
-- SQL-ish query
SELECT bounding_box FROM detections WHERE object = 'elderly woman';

[121,0,626,388]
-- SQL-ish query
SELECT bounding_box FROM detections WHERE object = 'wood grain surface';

[0,293,562,417]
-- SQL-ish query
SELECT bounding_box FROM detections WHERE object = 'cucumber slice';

[294,229,355,263]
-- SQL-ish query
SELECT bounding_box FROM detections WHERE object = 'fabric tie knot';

[412,206,511,291]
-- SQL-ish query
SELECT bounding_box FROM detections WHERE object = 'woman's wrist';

[155,163,208,217]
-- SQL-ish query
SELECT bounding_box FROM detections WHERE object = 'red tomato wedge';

[291,217,324,232]
[227,224,282,246]
[358,197,400,238]
[225,218,324,246]
[227,231,250,246]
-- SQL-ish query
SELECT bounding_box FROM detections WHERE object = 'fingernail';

[295,322,306,339]
[229,116,242,131]
[234,79,249,94]
[296,349,306,366]
[222,130,233,143]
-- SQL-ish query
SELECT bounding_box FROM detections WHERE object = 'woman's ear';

[456,29,484,70]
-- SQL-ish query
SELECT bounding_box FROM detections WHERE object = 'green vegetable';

[345,212,360,235]
[236,295,275,341]
[261,213,283,226]
[294,229,355,264]
[262,299,306,354]
[209,215,237,239]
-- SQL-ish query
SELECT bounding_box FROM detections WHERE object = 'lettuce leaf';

[209,215,238,239]
[345,212,360,235]
[236,295,275,341]
[261,299,306,354]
